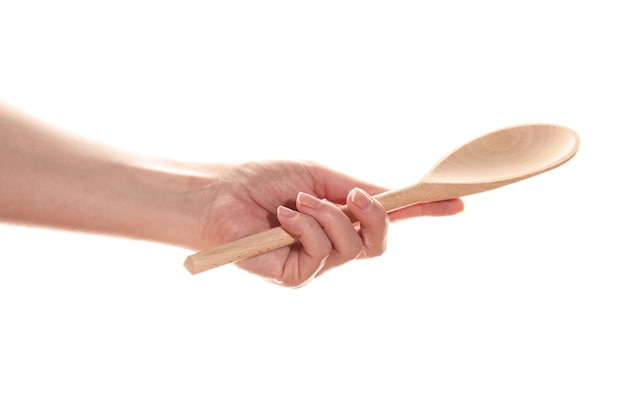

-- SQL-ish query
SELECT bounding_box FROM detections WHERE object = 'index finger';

[310,164,387,204]
[388,198,465,221]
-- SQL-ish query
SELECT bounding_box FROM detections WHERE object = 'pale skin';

[0,102,464,287]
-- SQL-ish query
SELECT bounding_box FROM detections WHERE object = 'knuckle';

[304,238,332,261]
[371,246,386,258]
[364,239,387,258]
[318,240,333,257]
[348,241,365,259]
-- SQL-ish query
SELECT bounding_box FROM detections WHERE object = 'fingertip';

[348,187,375,212]
[277,205,298,220]
[420,198,465,216]
[418,198,465,216]
[387,198,465,221]
[445,198,465,214]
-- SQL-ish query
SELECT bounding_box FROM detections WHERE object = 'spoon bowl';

[429,124,578,184]
[184,123,579,274]
[373,123,580,210]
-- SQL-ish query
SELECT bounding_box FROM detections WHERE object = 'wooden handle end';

[183,255,200,275]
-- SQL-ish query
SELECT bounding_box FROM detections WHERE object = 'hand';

[194,161,463,288]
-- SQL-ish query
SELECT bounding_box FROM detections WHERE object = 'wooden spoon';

[184,123,579,274]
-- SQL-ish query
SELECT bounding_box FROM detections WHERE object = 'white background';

[1,1,624,416]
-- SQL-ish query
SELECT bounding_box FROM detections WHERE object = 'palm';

[200,161,329,280]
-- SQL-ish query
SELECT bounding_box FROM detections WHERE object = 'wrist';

[128,158,223,250]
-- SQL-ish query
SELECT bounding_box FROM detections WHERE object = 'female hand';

[194,161,463,288]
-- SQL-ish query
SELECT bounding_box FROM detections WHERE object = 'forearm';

[0,102,217,249]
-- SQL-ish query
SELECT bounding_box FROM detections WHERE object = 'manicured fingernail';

[277,205,298,218]
[297,192,323,209]
[351,188,374,211]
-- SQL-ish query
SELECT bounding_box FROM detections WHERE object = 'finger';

[307,163,387,204]
[296,192,364,264]
[275,205,333,287]
[388,198,464,222]
[345,187,389,259]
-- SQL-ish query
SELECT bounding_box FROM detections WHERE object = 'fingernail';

[351,188,374,212]
[277,205,298,218]
[297,192,323,209]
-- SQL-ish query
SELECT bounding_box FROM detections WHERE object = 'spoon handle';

[184,224,297,274]
[183,184,436,275]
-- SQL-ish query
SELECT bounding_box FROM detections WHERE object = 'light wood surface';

[184,124,579,274]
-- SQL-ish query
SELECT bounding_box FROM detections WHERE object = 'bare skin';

[0,101,463,287]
